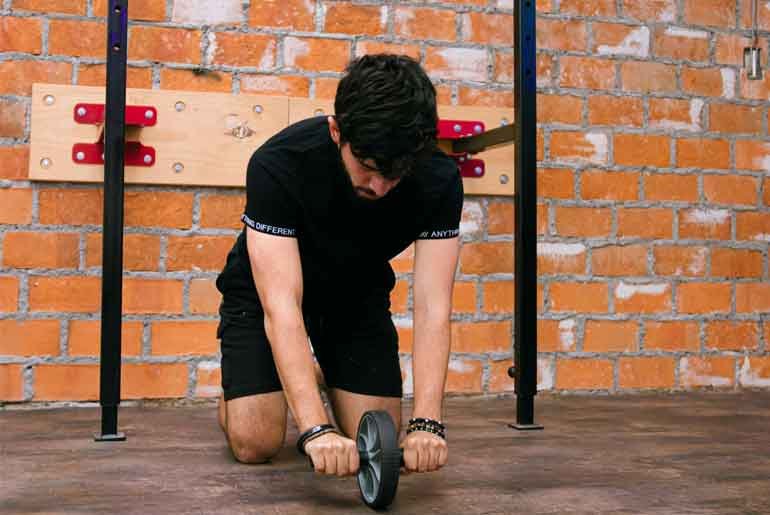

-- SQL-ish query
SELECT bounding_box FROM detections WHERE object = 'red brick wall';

[0,0,768,405]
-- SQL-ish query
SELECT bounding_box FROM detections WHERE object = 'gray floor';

[1,392,769,514]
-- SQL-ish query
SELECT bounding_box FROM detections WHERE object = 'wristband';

[296,423,337,456]
[407,417,446,440]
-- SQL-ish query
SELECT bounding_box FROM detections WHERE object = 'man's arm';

[245,227,329,432]
[411,236,460,421]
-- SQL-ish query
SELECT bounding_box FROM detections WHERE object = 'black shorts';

[216,291,403,401]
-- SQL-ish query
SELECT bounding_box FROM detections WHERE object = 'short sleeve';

[417,170,464,240]
[242,157,300,238]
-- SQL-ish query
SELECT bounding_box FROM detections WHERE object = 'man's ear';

[327,116,341,145]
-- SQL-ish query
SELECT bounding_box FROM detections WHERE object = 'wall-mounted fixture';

[745,0,764,80]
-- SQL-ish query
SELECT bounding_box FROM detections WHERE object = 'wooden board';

[30,84,514,195]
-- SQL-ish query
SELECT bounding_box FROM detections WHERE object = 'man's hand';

[400,431,447,473]
[305,432,360,476]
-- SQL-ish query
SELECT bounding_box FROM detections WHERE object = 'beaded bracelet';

[408,417,446,430]
[406,417,446,440]
[296,423,338,456]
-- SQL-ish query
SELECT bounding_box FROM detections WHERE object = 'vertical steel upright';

[510,0,542,430]
[95,0,128,441]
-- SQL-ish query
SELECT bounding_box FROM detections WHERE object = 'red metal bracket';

[437,119,485,178]
[72,103,157,166]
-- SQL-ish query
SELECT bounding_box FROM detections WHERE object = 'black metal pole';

[510,0,542,431]
[95,0,128,442]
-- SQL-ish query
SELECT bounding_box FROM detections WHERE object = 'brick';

[736,283,770,312]
[538,129,545,161]
[538,167,574,199]
[592,245,648,276]
[737,212,770,240]
[644,173,698,202]
[29,276,101,313]
[209,33,276,68]
[587,95,644,127]
[166,235,235,272]
[765,178,770,206]
[653,26,711,61]
[676,138,730,169]
[550,282,609,313]
[77,65,154,89]
[459,242,513,275]
[614,134,671,167]
[538,94,582,125]
[151,321,219,356]
[740,72,770,100]
[537,19,586,52]
[457,88,513,108]
[556,359,613,390]
[356,41,421,61]
[0,364,24,401]
[0,16,42,53]
[450,321,511,353]
[622,0,677,22]
[123,363,189,399]
[39,188,101,225]
[614,282,672,313]
[396,323,413,354]
[390,244,414,273]
[195,362,222,398]
[495,51,513,83]
[704,175,758,206]
[618,208,673,239]
[709,103,764,134]
[0,277,19,312]
[284,37,351,73]
[3,232,79,269]
[550,132,609,164]
[740,0,770,28]
[0,320,60,356]
[463,12,513,45]
[681,67,733,98]
[240,74,310,97]
[536,0,552,11]
[538,319,577,352]
[584,320,638,352]
[200,195,245,229]
[160,68,232,93]
[621,61,677,93]
[715,33,753,65]
[683,0,737,27]
[560,56,615,89]
[391,280,409,314]
[738,356,770,387]
[68,320,143,357]
[425,47,487,82]
[537,204,547,235]
[488,360,515,393]
[0,60,71,96]
[678,282,731,313]
[436,85,453,106]
[0,188,32,224]
[554,206,612,237]
[128,26,202,64]
[125,191,193,229]
[706,321,759,351]
[593,23,650,58]
[680,357,735,388]
[0,146,29,179]
[644,321,700,351]
[482,281,513,313]
[735,141,770,171]
[33,364,98,401]
[190,279,221,315]
[452,282,476,313]
[538,54,554,86]
[537,242,586,275]
[649,98,703,131]
[94,0,165,21]
[123,279,184,314]
[561,0,615,16]
[445,358,483,393]
[619,357,676,389]
[325,4,386,36]
[580,169,639,201]
[460,201,484,240]
[13,0,85,14]
[653,245,708,276]
[86,233,160,271]
[249,0,315,30]
[679,208,731,240]
[49,20,105,58]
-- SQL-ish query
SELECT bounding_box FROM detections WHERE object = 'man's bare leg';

[218,391,288,464]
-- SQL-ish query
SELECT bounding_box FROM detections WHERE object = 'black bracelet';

[296,423,337,456]
[408,417,446,430]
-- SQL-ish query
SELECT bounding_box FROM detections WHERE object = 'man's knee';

[227,426,285,464]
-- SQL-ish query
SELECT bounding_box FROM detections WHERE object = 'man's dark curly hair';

[334,54,438,180]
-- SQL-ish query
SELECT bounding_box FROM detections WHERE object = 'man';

[215,54,463,477]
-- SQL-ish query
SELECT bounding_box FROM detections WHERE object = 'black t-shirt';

[216,116,463,313]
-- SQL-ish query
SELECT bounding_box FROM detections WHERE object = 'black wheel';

[357,410,401,510]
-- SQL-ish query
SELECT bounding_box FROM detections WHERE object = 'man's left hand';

[400,430,448,473]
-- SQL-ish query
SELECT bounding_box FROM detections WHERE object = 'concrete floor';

[1,393,769,514]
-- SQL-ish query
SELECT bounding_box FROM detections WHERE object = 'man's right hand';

[305,431,360,476]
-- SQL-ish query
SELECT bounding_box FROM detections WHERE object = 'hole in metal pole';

[113,44,121,52]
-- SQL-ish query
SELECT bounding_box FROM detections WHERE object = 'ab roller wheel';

[356,410,404,510]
